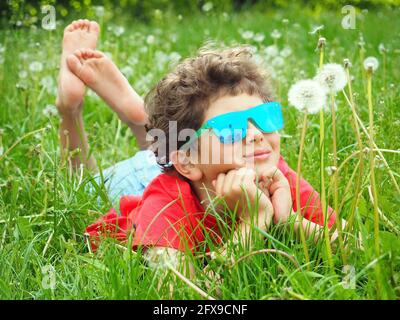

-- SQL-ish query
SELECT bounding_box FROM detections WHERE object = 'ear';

[170,150,203,181]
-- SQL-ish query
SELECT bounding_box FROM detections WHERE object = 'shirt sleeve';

[285,166,337,229]
[131,192,203,253]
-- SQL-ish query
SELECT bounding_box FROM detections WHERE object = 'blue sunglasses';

[182,102,284,148]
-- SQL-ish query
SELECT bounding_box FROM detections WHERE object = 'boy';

[56,20,340,273]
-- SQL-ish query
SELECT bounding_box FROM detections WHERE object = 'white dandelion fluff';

[144,247,179,270]
[146,34,155,45]
[120,65,134,78]
[264,45,279,60]
[42,104,58,117]
[113,26,125,37]
[202,1,214,12]
[280,46,292,58]
[363,56,379,72]
[270,29,282,39]
[29,61,43,72]
[288,79,326,114]
[241,30,254,40]
[253,33,265,43]
[314,63,347,93]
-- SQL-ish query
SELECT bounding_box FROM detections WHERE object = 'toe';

[82,19,90,31]
[89,21,100,34]
[66,54,83,76]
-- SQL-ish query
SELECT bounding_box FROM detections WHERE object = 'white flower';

[264,45,279,59]
[288,79,326,114]
[270,29,282,39]
[29,61,43,72]
[18,70,28,79]
[40,75,55,92]
[378,43,387,54]
[121,66,133,78]
[169,52,181,66]
[94,6,105,17]
[253,33,265,43]
[113,26,125,37]
[241,30,254,40]
[144,248,179,270]
[325,166,337,176]
[42,104,58,117]
[314,63,347,93]
[309,25,324,35]
[146,35,155,45]
[363,56,379,72]
[202,1,213,12]
[280,46,292,57]
[128,55,138,66]
[272,56,285,67]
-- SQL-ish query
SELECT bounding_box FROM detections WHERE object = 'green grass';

[0,4,399,299]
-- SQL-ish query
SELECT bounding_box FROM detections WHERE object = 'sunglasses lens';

[251,103,284,132]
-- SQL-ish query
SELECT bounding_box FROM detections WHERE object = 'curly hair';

[144,44,275,173]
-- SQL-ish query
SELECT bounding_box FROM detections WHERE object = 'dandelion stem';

[341,68,365,241]
[366,70,383,299]
[318,39,334,272]
[296,111,311,270]
[166,262,216,300]
[342,90,400,196]
[330,93,346,264]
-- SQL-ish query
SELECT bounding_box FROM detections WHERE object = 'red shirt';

[85,155,336,252]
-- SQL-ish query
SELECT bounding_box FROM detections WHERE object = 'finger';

[222,169,237,195]
[231,167,247,193]
[215,173,226,196]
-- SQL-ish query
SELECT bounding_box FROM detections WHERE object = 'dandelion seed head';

[253,33,265,43]
[272,56,285,67]
[363,56,379,72]
[315,63,347,93]
[317,37,326,48]
[343,58,352,69]
[146,35,155,45]
[18,70,28,79]
[29,61,43,72]
[202,1,214,12]
[113,26,125,37]
[144,247,179,270]
[325,166,337,176]
[264,45,279,59]
[280,46,292,58]
[378,43,387,54]
[309,25,324,35]
[94,6,105,17]
[241,30,254,40]
[121,66,133,78]
[288,79,326,114]
[270,29,282,39]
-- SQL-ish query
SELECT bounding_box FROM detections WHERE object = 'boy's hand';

[259,166,292,225]
[212,167,274,230]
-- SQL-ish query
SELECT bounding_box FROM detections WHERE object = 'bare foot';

[56,19,100,116]
[66,49,148,125]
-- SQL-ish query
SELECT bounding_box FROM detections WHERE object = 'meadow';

[0,3,399,299]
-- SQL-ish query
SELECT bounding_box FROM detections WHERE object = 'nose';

[245,121,264,144]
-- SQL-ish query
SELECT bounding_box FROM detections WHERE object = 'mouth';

[244,148,272,161]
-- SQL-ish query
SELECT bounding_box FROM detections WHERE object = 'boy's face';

[192,93,281,184]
